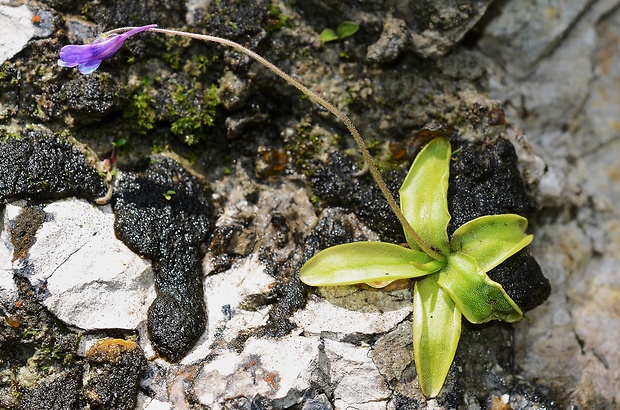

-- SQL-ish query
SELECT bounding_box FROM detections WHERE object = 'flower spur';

[58,24,157,74]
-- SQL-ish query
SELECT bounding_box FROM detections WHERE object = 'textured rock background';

[0,0,618,409]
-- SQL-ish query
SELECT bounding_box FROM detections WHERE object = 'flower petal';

[57,58,79,68]
[450,214,533,272]
[413,274,461,398]
[78,60,102,74]
[58,24,157,73]
[86,35,127,61]
[437,253,522,324]
[59,44,96,65]
[399,137,451,255]
[299,242,443,287]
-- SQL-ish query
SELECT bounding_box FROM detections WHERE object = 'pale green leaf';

[299,242,443,287]
[450,214,533,273]
[437,253,522,323]
[319,28,338,43]
[336,21,360,39]
[399,138,451,254]
[413,274,461,398]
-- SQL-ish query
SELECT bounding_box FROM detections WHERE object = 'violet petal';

[58,24,158,74]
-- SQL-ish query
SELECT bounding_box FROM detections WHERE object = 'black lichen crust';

[308,152,406,243]
[0,277,84,410]
[447,136,538,233]
[112,157,214,362]
[0,129,108,204]
[84,340,148,409]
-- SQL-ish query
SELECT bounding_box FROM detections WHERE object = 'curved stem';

[109,26,444,261]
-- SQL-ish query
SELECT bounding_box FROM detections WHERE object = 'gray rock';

[479,0,594,78]
[484,0,620,406]
[218,69,251,111]
[366,14,410,64]
[302,394,333,410]
[406,0,494,58]
[299,0,493,58]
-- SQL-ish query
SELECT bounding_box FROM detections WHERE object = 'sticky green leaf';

[299,242,443,287]
[319,28,339,43]
[437,253,522,323]
[413,274,461,398]
[399,138,452,254]
[336,21,359,39]
[450,214,533,272]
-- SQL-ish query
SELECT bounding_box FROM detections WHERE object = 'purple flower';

[58,24,158,74]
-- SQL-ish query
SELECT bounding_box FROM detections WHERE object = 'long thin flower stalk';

[105,26,444,261]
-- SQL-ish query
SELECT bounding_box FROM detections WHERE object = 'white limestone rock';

[177,255,275,364]
[136,394,174,410]
[0,204,20,305]
[324,339,392,410]
[192,334,321,408]
[294,289,412,337]
[0,5,35,66]
[13,198,155,330]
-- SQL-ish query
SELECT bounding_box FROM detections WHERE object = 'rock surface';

[11,198,154,330]
[0,0,618,409]
[479,0,594,78]
[84,338,147,409]
[480,0,620,407]
[0,5,36,66]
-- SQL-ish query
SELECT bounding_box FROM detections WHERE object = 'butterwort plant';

[58,24,535,397]
[300,137,532,396]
